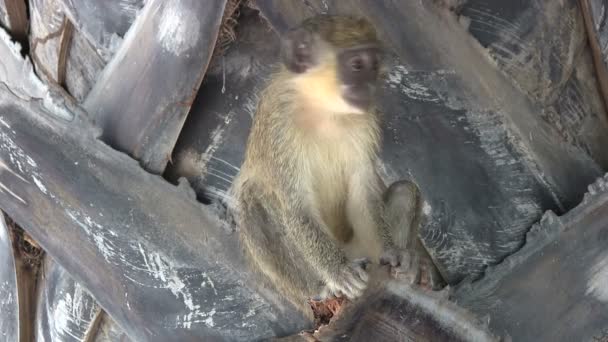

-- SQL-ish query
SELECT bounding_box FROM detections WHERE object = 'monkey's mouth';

[342,87,373,113]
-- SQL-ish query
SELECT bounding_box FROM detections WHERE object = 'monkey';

[230,14,444,317]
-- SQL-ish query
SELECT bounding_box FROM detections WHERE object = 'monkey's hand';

[380,248,445,290]
[319,258,370,300]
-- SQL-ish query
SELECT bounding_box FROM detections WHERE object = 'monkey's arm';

[237,180,369,302]
[284,211,369,299]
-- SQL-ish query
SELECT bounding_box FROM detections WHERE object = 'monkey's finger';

[350,267,369,288]
[313,287,332,301]
[353,257,371,269]
[351,278,368,292]
[353,266,369,283]
[342,277,367,298]
[328,285,345,298]
[380,252,401,267]
[412,254,424,285]
[342,285,363,300]
[399,251,413,271]
[412,265,422,285]
[338,284,356,299]
[345,275,366,293]
[404,252,412,268]
[324,290,343,299]
[351,289,364,299]
[394,252,417,282]
[419,260,430,284]
[334,277,356,298]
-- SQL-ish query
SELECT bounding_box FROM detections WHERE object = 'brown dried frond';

[308,296,347,328]
[6,215,44,268]
[213,0,243,57]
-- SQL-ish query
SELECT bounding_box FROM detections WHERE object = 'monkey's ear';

[281,28,316,73]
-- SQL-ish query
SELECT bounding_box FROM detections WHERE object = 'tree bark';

[0,85,310,341]
[83,0,227,174]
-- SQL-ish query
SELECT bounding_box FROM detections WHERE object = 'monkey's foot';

[380,249,445,290]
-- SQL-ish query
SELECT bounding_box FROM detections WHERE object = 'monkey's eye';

[350,56,364,72]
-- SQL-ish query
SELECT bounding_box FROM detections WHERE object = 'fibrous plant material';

[308,296,347,328]
[214,0,243,56]
[6,215,44,269]
[4,213,43,342]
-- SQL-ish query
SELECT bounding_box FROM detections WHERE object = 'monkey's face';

[336,45,381,112]
[289,48,381,115]
[281,15,382,115]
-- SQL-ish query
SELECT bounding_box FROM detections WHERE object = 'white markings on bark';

[200,112,236,180]
[174,111,238,205]
[65,209,119,262]
[0,115,48,207]
[0,117,10,129]
[423,201,432,216]
[244,95,258,119]
[586,252,608,303]
[201,272,218,296]
[53,298,72,340]
[0,150,32,183]
[0,182,26,204]
[51,283,98,341]
[0,111,271,335]
[0,289,13,307]
[131,242,219,329]
[0,147,30,204]
[386,65,442,103]
[157,3,199,56]
[33,176,48,194]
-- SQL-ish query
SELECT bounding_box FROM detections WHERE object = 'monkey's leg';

[343,170,386,263]
[382,180,446,289]
[237,191,322,316]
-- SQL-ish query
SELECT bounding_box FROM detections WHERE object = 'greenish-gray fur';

[229,15,435,318]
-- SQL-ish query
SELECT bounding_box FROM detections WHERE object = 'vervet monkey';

[231,14,443,317]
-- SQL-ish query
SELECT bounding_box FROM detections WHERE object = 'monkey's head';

[281,15,382,115]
